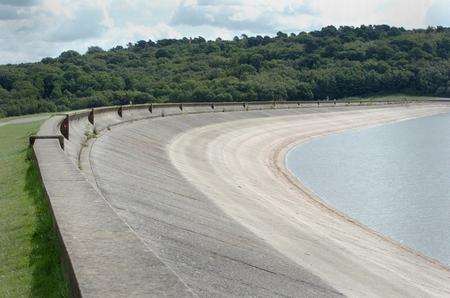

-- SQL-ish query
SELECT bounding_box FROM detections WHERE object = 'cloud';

[0,4,26,19]
[102,22,181,47]
[375,0,432,28]
[0,0,447,64]
[0,0,38,6]
[283,1,316,16]
[171,1,276,32]
[47,7,107,42]
[170,0,321,34]
[425,0,450,26]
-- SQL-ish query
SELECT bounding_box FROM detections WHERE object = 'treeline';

[1,25,450,117]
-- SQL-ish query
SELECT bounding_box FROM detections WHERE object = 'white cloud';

[47,6,107,42]
[0,4,26,19]
[103,22,181,47]
[0,0,38,6]
[170,1,276,32]
[377,0,433,28]
[425,0,450,26]
[0,0,447,64]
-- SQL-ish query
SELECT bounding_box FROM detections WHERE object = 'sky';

[0,0,449,64]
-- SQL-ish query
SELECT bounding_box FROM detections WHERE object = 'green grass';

[0,113,50,123]
[0,120,68,297]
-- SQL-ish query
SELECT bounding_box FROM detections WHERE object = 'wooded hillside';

[1,25,449,117]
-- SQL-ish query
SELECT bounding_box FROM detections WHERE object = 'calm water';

[286,112,450,266]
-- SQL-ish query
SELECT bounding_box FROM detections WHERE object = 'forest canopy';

[0,25,449,117]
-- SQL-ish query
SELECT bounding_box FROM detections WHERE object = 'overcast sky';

[1,0,449,64]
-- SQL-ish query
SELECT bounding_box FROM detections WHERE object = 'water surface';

[286,112,450,266]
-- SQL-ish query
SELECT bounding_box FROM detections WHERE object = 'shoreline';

[276,120,450,272]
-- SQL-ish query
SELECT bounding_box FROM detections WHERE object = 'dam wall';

[38,100,395,166]
[31,99,449,297]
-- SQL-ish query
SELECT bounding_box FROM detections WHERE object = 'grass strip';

[0,121,68,297]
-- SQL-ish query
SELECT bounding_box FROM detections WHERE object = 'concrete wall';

[31,99,430,297]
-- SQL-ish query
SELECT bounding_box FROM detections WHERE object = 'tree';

[215,92,233,101]
[87,46,104,54]
[135,40,147,50]
[192,86,213,101]
[58,50,81,63]
[0,68,20,90]
[409,47,428,60]
[437,38,450,58]
[319,25,339,37]
[155,48,171,59]
[366,42,394,60]
[296,82,314,99]
[248,54,263,70]
[304,38,319,53]
[276,31,288,39]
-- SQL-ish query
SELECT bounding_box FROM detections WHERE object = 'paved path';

[0,114,49,127]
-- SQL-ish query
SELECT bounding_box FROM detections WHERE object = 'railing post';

[88,108,94,125]
[60,114,69,140]
[58,135,64,150]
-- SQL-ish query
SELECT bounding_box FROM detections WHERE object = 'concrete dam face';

[32,101,450,297]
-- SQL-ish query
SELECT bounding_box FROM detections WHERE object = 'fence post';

[88,108,94,125]
[60,114,69,140]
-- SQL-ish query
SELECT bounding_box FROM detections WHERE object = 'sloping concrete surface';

[168,106,450,297]
[89,110,344,297]
[32,101,450,297]
[34,118,195,297]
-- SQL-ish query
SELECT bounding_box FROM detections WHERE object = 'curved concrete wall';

[32,100,450,297]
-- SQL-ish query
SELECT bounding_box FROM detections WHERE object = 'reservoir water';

[286,112,450,267]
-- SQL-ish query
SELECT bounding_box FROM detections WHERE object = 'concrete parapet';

[92,106,122,132]
[213,101,246,112]
[29,135,65,149]
[181,102,215,114]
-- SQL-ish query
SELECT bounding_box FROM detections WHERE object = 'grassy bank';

[0,120,68,297]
